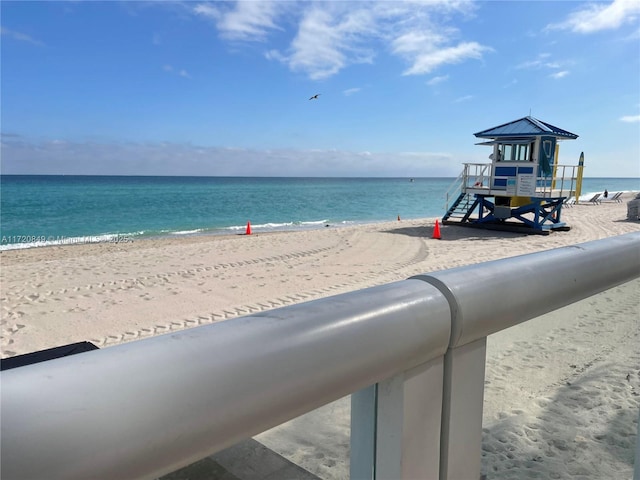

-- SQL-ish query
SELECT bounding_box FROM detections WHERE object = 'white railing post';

[350,385,376,480]
[634,408,640,480]
[400,359,446,479]
[351,357,445,480]
[439,338,487,480]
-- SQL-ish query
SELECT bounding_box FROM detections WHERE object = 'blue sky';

[1,0,639,177]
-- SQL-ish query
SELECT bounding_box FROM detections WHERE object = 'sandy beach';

[1,193,639,479]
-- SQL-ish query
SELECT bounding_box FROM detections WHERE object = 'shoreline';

[1,186,635,258]
[0,216,437,263]
[2,193,639,357]
[0,217,419,253]
[1,187,636,252]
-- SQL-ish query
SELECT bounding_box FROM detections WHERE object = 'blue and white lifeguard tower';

[443,116,584,234]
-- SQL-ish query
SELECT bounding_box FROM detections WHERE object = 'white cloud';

[191,1,489,80]
[402,42,490,75]
[343,87,361,96]
[516,53,560,70]
[427,75,449,86]
[193,1,283,41]
[620,115,640,123]
[192,3,220,20]
[0,137,457,177]
[392,30,450,57]
[516,53,571,79]
[163,65,191,78]
[626,26,640,40]
[282,8,348,80]
[454,94,473,103]
[0,27,45,46]
[547,0,640,33]
[383,2,490,76]
[278,5,377,80]
[265,49,286,62]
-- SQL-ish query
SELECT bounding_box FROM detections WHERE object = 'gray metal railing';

[445,163,580,209]
[444,163,492,211]
[2,232,639,480]
[444,168,465,211]
[550,164,578,198]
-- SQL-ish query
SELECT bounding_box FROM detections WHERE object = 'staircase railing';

[445,164,492,211]
[470,163,491,188]
[444,168,466,212]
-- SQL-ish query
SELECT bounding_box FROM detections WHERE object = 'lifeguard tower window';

[499,142,532,161]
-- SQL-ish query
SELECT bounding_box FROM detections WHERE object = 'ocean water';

[1,175,638,250]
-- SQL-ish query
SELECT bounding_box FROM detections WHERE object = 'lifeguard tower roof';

[474,116,578,140]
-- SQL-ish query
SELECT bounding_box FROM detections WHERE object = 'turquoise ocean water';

[1,175,638,250]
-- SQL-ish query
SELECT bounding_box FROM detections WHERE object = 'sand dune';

[1,193,639,479]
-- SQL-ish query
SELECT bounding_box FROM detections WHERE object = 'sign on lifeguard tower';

[443,116,583,234]
[517,175,535,196]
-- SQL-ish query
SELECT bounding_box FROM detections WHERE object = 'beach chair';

[588,193,601,205]
[611,191,624,203]
[563,196,576,208]
[601,192,622,203]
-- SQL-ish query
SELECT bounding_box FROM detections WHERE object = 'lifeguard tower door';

[539,136,556,177]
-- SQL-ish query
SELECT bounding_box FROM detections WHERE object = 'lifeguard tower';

[443,116,584,235]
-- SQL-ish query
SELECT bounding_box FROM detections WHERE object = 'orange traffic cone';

[245,221,252,235]
[432,219,441,240]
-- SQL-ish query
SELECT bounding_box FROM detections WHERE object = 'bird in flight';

[309,94,321,100]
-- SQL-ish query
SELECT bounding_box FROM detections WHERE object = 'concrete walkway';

[160,438,320,480]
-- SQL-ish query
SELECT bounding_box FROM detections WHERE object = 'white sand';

[481,278,639,479]
[1,193,639,479]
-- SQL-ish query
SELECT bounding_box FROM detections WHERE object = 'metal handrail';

[444,169,465,211]
[447,162,580,202]
[0,280,451,480]
[444,164,491,211]
[551,164,578,198]
[413,232,640,348]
